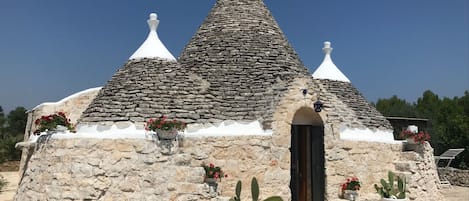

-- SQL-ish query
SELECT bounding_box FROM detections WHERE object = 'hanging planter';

[145,116,186,141]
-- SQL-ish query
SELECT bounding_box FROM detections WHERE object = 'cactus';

[251,177,260,201]
[231,180,242,201]
[374,171,407,199]
[229,177,283,201]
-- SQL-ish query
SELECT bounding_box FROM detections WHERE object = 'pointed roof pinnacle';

[312,41,350,82]
[129,13,176,61]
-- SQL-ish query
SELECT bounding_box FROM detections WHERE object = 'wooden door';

[290,125,324,201]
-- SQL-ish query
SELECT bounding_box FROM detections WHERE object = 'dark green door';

[290,125,325,201]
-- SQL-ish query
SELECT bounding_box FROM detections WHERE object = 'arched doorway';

[290,107,324,201]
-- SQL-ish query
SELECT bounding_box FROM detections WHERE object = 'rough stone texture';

[79,0,391,131]
[15,137,444,201]
[399,142,445,201]
[178,0,313,129]
[438,168,469,187]
[19,88,100,182]
[80,59,209,124]
[15,137,281,201]
[316,79,392,130]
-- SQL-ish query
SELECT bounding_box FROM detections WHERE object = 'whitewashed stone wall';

[15,137,444,201]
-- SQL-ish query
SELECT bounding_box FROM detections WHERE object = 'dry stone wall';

[15,136,444,201]
[438,168,469,187]
[15,136,285,201]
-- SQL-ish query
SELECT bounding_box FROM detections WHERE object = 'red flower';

[210,163,214,168]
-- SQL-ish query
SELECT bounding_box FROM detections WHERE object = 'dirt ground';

[0,170,468,201]
[0,171,19,201]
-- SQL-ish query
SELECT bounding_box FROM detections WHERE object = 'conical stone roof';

[79,59,208,123]
[179,0,310,128]
[80,0,309,128]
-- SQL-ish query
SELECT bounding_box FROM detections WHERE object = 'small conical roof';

[312,41,350,82]
[129,13,176,61]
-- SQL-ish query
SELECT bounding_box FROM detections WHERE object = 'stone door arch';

[290,107,325,201]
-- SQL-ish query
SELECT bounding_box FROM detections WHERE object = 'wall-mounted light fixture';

[314,98,323,112]
[302,89,308,97]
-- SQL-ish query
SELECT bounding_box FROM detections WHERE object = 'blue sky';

[0,0,468,113]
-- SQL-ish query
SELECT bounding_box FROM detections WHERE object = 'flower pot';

[343,190,358,200]
[406,137,417,144]
[156,129,178,140]
[204,177,218,186]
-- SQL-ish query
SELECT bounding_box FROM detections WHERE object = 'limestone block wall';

[325,141,444,201]
[15,136,444,201]
[438,168,469,187]
[15,136,285,201]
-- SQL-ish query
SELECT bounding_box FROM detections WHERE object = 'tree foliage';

[376,90,469,169]
[0,106,27,163]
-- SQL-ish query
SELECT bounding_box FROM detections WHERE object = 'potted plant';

[145,115,186,140]
[374,171,407,201]
[341,177,360,200]
[202,163,226,185]
[400,129,430,144]
[33,112,75,134]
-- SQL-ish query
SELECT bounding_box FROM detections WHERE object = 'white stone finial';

[148,13,159,32]
[323,41,333,55]
[129,12,176,61]
[312,41,351,82]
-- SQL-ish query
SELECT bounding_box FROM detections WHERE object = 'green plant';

[0,174,8,192]
[230,177,283,201]
[145,115,186,131]
[0,136,22,162]
[203,163,226,180]
[374,171,406,199]
[341,176,361,191]
[34,112,75,134]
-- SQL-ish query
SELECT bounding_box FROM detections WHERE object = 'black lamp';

[314,98,323,112]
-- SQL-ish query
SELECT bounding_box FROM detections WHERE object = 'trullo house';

[16,0,444,200]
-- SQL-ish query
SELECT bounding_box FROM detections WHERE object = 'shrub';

[0,174,8,193]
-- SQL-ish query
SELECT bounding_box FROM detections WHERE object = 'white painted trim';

[30,87,102,112]
[339,127,400,144]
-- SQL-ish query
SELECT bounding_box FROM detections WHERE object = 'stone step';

[400,151,422,161]
[394,161,417,173]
